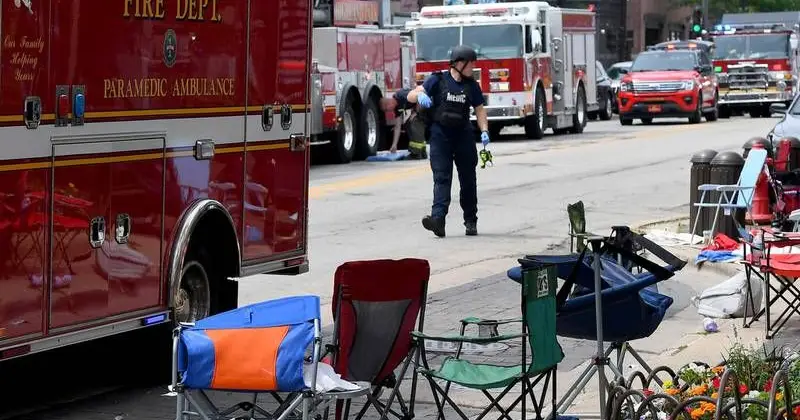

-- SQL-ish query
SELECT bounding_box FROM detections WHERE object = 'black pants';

[428,125,478,223]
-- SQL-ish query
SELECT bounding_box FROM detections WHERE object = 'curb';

[632,215,741,279]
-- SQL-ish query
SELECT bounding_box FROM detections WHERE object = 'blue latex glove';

[481,131,490,146]
[417,92,432,108]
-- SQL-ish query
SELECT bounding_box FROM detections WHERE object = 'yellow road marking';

[307,122,726,198]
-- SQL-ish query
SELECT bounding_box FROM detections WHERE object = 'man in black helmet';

[407,45,489,237]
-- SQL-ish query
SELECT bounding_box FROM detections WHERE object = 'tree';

[670,0,800,21]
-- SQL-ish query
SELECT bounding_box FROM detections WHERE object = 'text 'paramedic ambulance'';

[710,12,800,118]
[406,1,598,139]
[0,0,312,361]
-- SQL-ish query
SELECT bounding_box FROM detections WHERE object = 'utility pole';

[702,0,709,30]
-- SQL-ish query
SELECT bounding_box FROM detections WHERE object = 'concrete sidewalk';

[21,218,800,420]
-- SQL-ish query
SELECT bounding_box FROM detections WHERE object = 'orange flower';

[666,388,680,396]
[700,402,716,412]
[689,384,709,396]
[691,408,705,419]
[712,366,725,375]
[711,392,719,399]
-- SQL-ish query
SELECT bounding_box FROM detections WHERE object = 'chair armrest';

[460,316,522,326]
[411,330,525,345]
[697,184,724,191]
[717,185,752,192]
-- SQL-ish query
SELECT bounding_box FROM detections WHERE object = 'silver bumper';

[469,105,526,122]
[719,90,793,105]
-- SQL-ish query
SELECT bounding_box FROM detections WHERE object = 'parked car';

[616,48,719,125]
[607,61,632,113]
[766,95,800,142]
[589,60,614,121]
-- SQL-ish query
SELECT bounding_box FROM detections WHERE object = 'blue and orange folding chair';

[172,295,370,420]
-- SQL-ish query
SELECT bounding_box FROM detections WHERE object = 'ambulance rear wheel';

[524,87,546,140]
[334,100,357,164]
[174,260,211,324]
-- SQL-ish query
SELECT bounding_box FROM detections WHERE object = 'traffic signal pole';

[702,0,709,30]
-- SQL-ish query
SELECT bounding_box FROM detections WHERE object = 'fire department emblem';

[163,29,177,68]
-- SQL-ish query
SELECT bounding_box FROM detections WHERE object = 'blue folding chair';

[172,295,370,420]
[691,148,768,239]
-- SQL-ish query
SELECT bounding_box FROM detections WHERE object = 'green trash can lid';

[690,149,718,163]
[711,150,745,166]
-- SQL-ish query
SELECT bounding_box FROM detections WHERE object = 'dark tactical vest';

[429,72,473,129]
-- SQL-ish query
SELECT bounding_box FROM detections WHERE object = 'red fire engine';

[0,0,312,360]
[710,12,800,118]
[309,0,417,164]
[406,1,598,139]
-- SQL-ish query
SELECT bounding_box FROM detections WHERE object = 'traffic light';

[691,8,704,37]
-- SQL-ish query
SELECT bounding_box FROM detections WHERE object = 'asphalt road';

[0,114,782,420]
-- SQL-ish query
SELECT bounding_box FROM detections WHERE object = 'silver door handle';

[90,216,105,248]
[115,213,131,244]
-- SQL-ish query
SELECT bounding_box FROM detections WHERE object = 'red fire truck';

[710,12,800,118]
[406,1,598,139]
[0,0,311,361]
[309,0,417,164]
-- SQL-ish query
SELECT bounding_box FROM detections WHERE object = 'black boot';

[422,216,446,237]
[465,221,477,236]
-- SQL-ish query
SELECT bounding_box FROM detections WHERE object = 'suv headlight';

[620,81,633,92]
[680,80,695,90]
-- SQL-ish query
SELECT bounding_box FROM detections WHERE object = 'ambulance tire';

[174,259,211,324]
[334,98,357,164]
[356,98,382,160]
[569,84,587,134]
[524,87,546,140]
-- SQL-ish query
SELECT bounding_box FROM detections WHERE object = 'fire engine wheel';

[356,99,382,159]
[174,260,211,324]
[524,87,546,140]
[569,85,587,134]
[334,100,357,163]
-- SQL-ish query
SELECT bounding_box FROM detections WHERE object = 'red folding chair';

[742,230,800,339]
[326,258,430,420]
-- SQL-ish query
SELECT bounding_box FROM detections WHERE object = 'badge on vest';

[446,92,467,104]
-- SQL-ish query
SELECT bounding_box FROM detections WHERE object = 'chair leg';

[425,377,472,420]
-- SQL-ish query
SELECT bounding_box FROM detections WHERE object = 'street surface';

[0,115,782,419]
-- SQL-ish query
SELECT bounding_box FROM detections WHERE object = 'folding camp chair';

[173,295,370,420]
[567,202,644,271]
[325,258,429,420]
[691,148,768,239]
[412,262,564,420]
[504,234,685,418]
[740,229,800,339]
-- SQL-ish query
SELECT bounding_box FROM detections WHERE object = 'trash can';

[689,149,718,237]
[709,151,746,239]
[743,136,773,159]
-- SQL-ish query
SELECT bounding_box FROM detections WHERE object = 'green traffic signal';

[692,24,701,32]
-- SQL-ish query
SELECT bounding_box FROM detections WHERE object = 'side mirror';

[770,103,788,114]
[618,68,629,74]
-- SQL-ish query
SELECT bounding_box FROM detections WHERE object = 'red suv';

[617,49,719,125]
